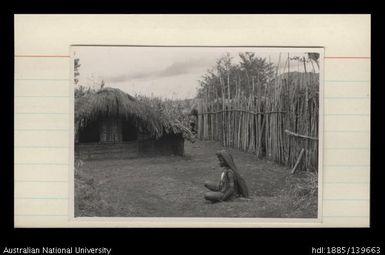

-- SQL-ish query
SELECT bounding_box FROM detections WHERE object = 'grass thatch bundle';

[136,95,195,142]
[75,88,193,140]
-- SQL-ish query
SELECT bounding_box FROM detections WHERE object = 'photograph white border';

[68,46,324,227]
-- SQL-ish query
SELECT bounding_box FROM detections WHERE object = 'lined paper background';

[14,15,370,227]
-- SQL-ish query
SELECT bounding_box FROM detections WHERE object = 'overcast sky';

[73,47,319,99]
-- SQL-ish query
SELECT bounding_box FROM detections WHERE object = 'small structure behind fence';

[197,60,319,172]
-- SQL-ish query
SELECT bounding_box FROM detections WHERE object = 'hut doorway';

[122,119,138,142]
[78,120,99,143]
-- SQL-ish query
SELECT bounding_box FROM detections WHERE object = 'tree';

[74,58,98,99]
[196,52,275,100]
[239,52,275,94]
[307,52,320,70]
[74,58,81,86]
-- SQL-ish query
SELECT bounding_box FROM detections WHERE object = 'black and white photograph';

[6,9,376,255]
[73,46,322,219]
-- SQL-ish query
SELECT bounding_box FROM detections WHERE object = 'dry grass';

[279,171,318,217]
[74,159,115,217]
[74,140,318,218]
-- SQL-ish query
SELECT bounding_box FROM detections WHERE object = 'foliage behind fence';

[197,54,319,172]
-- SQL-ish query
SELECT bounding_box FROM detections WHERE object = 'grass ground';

[75,140,318,218]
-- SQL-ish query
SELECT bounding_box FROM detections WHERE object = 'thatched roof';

[75,88,192,139]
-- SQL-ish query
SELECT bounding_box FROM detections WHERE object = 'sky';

[73,47,320,99]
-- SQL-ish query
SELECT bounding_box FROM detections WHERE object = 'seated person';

[204,150,249,203]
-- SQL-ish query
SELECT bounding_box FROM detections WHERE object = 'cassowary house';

[75,88,188,160]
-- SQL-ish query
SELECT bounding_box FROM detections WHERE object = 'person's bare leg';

[204,191,224,202]
[204,181,219,191]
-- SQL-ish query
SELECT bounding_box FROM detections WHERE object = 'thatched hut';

[75,88,190,160]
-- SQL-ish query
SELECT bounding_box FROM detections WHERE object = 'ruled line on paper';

[15,95,70,98]
[325,147,369,150]
[324,130,370,132]
[322,216,369,218]
[324,114,369,116]
[15,197,68,199]
[15,145,70,148]
[324,164,370,167]
[324,198,369,201]
[15,215,68,217]
[324,182,369,185]
[325,96,369,99]
[324,56,370,59]
[15,180,68,183]
[324,181,370,185]
[15,129,69,131]
[325,80,369,82]
[15,78,70,81]
[15,163,69,166]
[15,112,70,115]
[15,55,70,58]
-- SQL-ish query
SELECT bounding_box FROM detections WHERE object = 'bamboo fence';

[197,55,319,172]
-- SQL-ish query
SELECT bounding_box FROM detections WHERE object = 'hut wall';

[75,133,184,160]
[75,142,139,160]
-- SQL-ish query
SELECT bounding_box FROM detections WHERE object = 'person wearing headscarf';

[204,150,249,203]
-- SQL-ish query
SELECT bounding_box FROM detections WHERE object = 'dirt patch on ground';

[75,140,318,218]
